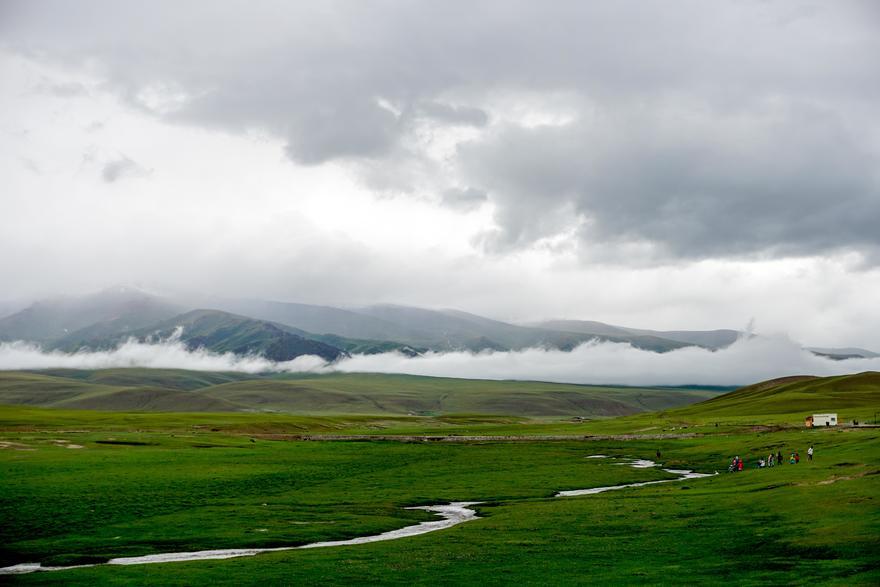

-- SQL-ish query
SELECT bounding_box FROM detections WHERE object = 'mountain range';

[0,287,875,363]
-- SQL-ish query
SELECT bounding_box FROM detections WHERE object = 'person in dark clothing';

[777,450,783,465]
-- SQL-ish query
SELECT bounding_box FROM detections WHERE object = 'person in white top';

[807,446,814,461]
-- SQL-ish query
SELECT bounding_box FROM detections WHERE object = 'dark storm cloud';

[3,0,879,258]
[459,101,880,258]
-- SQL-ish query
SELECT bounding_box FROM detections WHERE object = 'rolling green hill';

[575,371,880,435]
[33,368,258,390]
[677,371,880,418]
[0,371,242,412]
[200,373,718,416]
[0,369,720,416]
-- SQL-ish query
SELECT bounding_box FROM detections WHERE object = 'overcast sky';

[2,0,879,348]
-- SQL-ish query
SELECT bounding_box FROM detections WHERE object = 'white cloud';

[0,339,327,373]
[1,335,877,387]
[334,336,880,386]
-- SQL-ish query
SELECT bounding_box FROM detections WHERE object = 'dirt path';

[251,433,702,442]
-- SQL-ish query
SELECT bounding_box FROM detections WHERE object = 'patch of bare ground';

[797,469,877,486]
[749,425,789,433]
[248,433,703,443]
[0,441,34,450]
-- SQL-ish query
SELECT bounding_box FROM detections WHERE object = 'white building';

[805,413,838,427]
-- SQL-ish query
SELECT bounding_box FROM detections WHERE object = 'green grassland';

[0,370,878,585]
[0,369,721,417]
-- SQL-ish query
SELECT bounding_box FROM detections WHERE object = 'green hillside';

[675,371,880,419]
[0,372,123,407]
[0,369,720,417]
[201,373,718,416]
[0,371,243,413]
[568,371,880,436]
[34,368,257,390]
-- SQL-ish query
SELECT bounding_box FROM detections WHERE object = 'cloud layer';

[0,339,327,373]
[3,0,878,259]
[2,2,879,351]
[1,336,877,387]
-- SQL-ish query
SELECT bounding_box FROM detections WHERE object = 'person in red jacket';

[737,457,744,471]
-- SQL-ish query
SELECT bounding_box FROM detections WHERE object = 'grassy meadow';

[0,370,878,585]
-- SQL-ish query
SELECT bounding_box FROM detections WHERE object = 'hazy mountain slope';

[205,298,429,341]
[2,289,870,359]
[0,287,182,343]
[533,319,633,338]
[306,334,427,356]
[356,305,692,352]
[532,319,740,349]
[622,328,740,349]
[0,300,27,321]
[807,347,880,359]
[134,309,347,362]
[356,304,541,350]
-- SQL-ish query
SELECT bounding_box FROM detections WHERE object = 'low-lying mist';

[0,336,877,386]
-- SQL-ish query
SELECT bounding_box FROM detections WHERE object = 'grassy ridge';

[687,371,880,416]
[36,369,256,391]
[0,370,720,417]
[554,371,880,436]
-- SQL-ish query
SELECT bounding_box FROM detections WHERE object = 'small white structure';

[805,413,837,427]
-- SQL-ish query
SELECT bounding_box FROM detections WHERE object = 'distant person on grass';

[790,453,796,464]
[777,450,783,465]
[728,456,740,472]
[808,446,813,461]
[795,452,800,464]
[738,457,743,472]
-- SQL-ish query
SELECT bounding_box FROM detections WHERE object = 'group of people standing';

[728,446,813,471]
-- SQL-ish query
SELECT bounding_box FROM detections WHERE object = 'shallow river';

[0,457,712,575]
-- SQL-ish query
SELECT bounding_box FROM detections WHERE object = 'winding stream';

[0,457,712,575]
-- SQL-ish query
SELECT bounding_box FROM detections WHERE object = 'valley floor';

[1,408,878,585]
